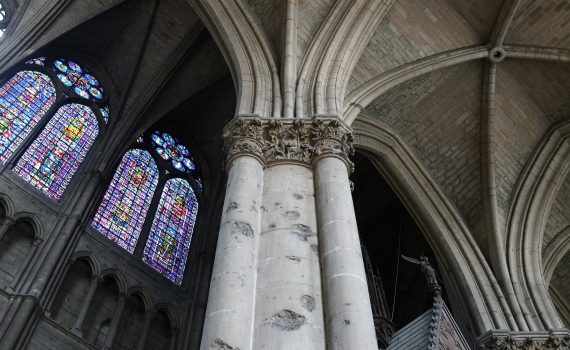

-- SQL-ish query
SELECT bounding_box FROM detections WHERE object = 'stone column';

[253,120,325,349]
[136,311,153,350]
[0,296,38,349]
[7,237,43,292]
[312,118,377,350]
[200,118,264,350]
[102,294,127,350]
[71,275,100,336]
[0,217,14,242]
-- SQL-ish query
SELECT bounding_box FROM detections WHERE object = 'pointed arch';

[189,0,281,117]
[143,178,198,285]
[92,149,159,253]
[352,114,509,334]
[0,70,56,163]
[13,103,99,199]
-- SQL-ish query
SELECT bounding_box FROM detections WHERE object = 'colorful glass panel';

[143,178,197,285]
[0,71,56,163]
[52,58,104,101]
[26,57,46,66]
[13,103,99,199]
[99,105,109,123]
[150,131,196,173]
[92,149,159,253]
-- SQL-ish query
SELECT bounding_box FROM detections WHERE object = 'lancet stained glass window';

[0,71,56,163]
[92,149,159,253]
[143,178,198,285]
[13,104,99,199]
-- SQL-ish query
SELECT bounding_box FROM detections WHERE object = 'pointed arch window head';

[143,178,198,285]
[0,71,56,163]
[92,149,159,253]
[13,103,99,199]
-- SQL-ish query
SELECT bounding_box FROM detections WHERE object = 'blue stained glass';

[54,60,68,72]
[183,158,195,170]
[26,57,46,66]
[92,149,159,253]
[151,133,163,146]
[68,61,82,73]
[53,59,104,101]
[90,87,103,99]
[0,71,56,163]
[100,105,109,123]
[143,178,198,285]
[85,74,99,86]
[74,87,89,99]
[13,103,99,199]
[58,74,72,86]
[150,131,197,174]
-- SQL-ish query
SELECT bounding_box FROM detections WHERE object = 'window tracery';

[92,131,202,285]
[0,56,110,200]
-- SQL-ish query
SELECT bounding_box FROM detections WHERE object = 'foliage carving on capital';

[223,118,264,161]
[223,117,354,169]
[311,118,354,169]
[479,333,570,350]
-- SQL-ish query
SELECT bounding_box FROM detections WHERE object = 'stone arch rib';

[296,0,394,119]
[188,0,281,118]
[506,121,570,330]
[352,115,509,334]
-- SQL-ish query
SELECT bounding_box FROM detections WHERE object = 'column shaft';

[136,312,153,350]
[0,218,14,242]
[254,164,325,349]
[200,155,263,350]
[314,156,377,350]
[72,276,99,335]
[102,295,127,350]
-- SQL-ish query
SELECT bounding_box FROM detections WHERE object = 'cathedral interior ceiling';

[1,0,570,339]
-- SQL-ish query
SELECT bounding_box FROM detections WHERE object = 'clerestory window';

[0,57,109,200]
[92,131,202,285]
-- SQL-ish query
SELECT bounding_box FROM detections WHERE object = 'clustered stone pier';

[200,117,377,350]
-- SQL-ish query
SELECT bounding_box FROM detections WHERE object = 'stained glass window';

[13,104,99,199]
[143,178,198,285]
[26,57,45,66]
[99,105,109,123]
[151,131,196,173]
[92,149,159,253]
[52,58,104,101]
[0,71,56,163]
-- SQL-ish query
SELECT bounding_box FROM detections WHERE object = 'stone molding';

[477,330,570,349]
[223,117,354,171]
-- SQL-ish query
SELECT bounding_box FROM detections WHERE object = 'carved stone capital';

[223,117,265,166]
[223,117,354,171]
[477,330,570,350]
